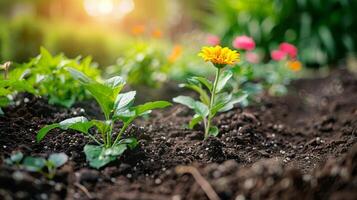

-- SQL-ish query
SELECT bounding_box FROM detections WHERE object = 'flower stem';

[205,67,221,139]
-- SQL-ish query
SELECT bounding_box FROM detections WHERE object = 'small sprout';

[5,152,23,166]
[5,152,68,179]
[37,68,171,169]
[173,46,247,139]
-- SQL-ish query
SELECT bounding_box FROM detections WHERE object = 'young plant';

[173,46,247,139]
[37,68,171,169]
[5,152,68,179]
[6,47,101,108]
[0,62,36,114]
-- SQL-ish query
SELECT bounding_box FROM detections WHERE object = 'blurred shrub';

[201,0,357,66]
[0,16,131,67]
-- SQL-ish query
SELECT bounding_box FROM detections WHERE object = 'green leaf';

[84,82,115,119]
[84,145,114,169]
[114,91,136,112]
[134,101,172,116]
[173,96,208,117]
[23,157,46,172]
[218,92,248,112]
[194,101,209,117]
[59,116,93,134]
[208,126,219,137]
[216,70,233,93]
[66,67,91,84]
[92,120,111,135]
[191,77,212,91]
[84,142,134,169]
[188,114,203,129]
[173,96,197,110]
[103,144,128,157]
[104,76,125,89]
[104,76,125,97]
[5,152,23,165]
[180,82,210,105]
[48,153,68,168]
[37,123,60,142]
[117,138,138,149]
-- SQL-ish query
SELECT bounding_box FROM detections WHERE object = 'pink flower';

[245,52,260,64]
[206,35,220,46]
[232,35,255,51]
[271,50,287,61]
[279,42,297,59]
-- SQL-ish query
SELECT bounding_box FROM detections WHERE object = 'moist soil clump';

[0,69,356,199]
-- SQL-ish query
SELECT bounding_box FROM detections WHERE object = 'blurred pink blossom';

[279,42,297,58]
[232,35,256,51]
[271,50,287,61]
[245,52,260,64]
[206,35,220,46]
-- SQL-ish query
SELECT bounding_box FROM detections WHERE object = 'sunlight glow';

[84,0,135,20]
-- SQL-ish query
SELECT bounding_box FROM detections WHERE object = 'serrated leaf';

[48,153,68,168]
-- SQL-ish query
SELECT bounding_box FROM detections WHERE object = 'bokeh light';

[84,0,135,20]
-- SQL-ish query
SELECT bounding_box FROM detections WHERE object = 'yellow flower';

[198,45,239,67]
[288,60,302,72]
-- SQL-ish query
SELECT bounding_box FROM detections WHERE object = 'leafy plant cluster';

[106,41,172,88]
[0,47,100,112]
[5,152,68,179]
[37,68,171,169]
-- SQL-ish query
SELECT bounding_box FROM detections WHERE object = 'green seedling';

[37,68,171,169]
[5,152,68,179]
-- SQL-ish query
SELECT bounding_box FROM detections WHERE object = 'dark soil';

[0,69,356,200]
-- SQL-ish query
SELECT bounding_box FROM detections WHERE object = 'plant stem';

[106,121,113,147]
[87,133,102,145]
[205,68,221,138]
[112,121,131,147]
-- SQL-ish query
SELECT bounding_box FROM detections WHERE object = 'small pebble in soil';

[40,193,48,200]
[236,194,246,200]
[154,178,162,184]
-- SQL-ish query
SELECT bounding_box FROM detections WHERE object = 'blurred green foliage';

[0,16,131,67]
[200,0,357,66]
[1,48,100,109]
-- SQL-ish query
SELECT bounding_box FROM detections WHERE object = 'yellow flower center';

[198,45,240,67]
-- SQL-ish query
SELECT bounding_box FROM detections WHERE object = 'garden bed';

[0,69,356,200]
